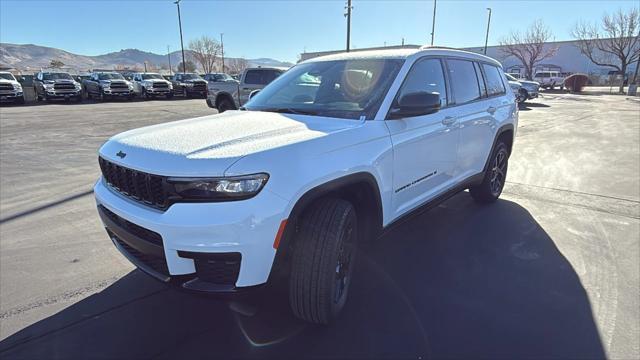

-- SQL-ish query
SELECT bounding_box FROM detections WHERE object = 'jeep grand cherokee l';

[95,47,517,324]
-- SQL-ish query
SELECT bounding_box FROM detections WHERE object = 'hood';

[184,79,207,83]
[519,80,540,87]
[99,110,361,177]
[0,79,18,85]
[46,79,76,84]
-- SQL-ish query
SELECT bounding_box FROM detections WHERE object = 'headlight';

[168,83,173,89]
[186,82,194,87]
[128,83,134,90]
[168,173,269,201]
[44,83,55,89]
[13,83,22,91]
[75,83,82,90]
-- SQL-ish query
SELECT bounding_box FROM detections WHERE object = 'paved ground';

[0,94,638,359]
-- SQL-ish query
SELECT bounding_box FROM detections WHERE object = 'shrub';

[564,73,589,93]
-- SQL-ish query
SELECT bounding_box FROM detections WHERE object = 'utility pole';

[484,8,492,55]
[430,0,437,46]
[345,0,352,52]
[174,0,186,74]
[167,45,172,75]
[220,33,225,73]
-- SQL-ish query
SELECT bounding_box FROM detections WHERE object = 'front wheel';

[289,198,358,324]
[216,97,234,113]
[469,141,509,203]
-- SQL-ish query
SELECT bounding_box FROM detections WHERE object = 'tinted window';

[244,70,283,85]
[397,58,447,107]
[474,62,487,97]
[447,59,481,104]
[482,64,506,96]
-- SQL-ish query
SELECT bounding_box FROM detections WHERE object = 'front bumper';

[94,178,288,292]
[46,90,81,98]
[0,91,23,102]
[103,89,135,97]
[147,88,172,95]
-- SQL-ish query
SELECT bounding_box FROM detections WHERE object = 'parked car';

[533,71,564,90]
[170,73,208,98]
[505,73,539,102]
[130,72,173,99]
[506,75,526,104]
[206,67,285,112]
[82,72,135,101]
[507,72,522,79]
[0,71,25,104]
[202,72,237,83]
[33,71,82,102]
[94,47,518,324]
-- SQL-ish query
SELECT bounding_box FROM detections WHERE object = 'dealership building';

[300,39,638,84]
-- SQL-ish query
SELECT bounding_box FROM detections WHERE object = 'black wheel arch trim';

[482,123,514,174]
[267,171,383,282]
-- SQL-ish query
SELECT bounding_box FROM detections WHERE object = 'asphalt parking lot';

[0,94,638,359]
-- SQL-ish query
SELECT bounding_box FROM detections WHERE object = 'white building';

[300,39,638,83]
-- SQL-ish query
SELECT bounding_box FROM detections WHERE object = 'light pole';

[484,7,492,55]
[345,0,352,52]
[167,45,172,75]
[220,33,225,73]
[430,0,437,46]
[174,0,186,73]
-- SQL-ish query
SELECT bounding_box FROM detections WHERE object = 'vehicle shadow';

[518,102,550,111]
[0,193,605,359]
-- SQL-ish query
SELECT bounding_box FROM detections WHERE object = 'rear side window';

[447,59,481,104]
[397,58,447,107]
[482,64,506,96]
[244,69,283,85]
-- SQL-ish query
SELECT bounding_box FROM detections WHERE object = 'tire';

[142,87,150,100]
[289,198,358,324]
[216,97,234,113]
[469,141,509,203]
[76,95,82,102]
[166,93,174,99]
[16,96,25,104]
[99,90,106,102]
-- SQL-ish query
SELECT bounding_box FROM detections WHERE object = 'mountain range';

[0,43,294,72]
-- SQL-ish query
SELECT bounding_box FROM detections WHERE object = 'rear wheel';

[289,198,358,324]
[469,141,509,203]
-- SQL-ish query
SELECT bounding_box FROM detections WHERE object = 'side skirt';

[379,172,485,237]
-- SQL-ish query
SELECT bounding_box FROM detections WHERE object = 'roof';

[303,47,502,67]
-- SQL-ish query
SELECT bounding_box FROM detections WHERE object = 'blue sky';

[1,0,637,63]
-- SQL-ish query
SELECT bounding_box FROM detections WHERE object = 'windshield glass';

[98,73,124,80]
[244,59,405,120]
[43,73,73,81]
[211,73,234,82]
[181,74,202,80]
[141,74,163,80]
[0,73,16,81]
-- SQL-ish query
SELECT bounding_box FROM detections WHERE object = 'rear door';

[445,58,496,179]
[386,57,460,218]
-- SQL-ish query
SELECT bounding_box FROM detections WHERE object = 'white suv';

[95,47,517,324]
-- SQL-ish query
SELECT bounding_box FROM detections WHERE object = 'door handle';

[487,106,497,114]
[441,116,456,126]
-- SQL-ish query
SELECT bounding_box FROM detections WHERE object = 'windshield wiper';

[257,107,318,116]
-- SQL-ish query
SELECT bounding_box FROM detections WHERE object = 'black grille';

[101,206,162,246]
[192,82,207,91]
[153,82,169,89]
[110,81,128,89]
[179,252,241,285]
[109,229,169,276]
[54,83,75,90]
[99,157,168,210]
[0,83,13,91]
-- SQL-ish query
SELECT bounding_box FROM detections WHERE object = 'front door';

[386,57,459,219]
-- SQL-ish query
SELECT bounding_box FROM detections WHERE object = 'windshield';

[98,73,124,80]
[181,74,202,80]
[43,73,73,81]
[244,59,404,120]
[505,74,517,81]
[211,73,234,82]
[0,73,16,81]
[142,74,163,80]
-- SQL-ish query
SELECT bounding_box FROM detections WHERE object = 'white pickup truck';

[206,67,285,112]
[95,47,517,324]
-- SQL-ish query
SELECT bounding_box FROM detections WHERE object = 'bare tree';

[49,59,65,69]
[499,20,559,80]
[176,60,197,73]
[226,57,249,75]
[188,36,221,74]
[572,8,640,93]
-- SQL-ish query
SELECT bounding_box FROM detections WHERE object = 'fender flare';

[481,123,515,175]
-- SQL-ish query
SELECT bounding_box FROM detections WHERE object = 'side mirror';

[249,89,260,100]
[389,91,441,119]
